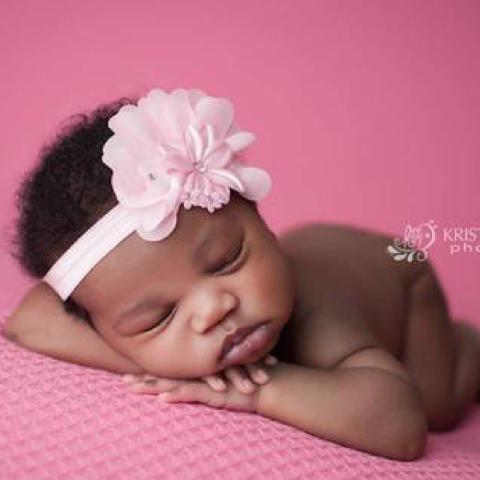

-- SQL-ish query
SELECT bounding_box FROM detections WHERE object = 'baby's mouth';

[217,321,273,369]
[219,323,262,359]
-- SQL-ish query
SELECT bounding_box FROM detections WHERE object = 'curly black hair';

[8,96,138,327]
[8,96,258,329]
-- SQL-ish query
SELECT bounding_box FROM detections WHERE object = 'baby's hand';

[202,354,278,393]
[121,354,278,412]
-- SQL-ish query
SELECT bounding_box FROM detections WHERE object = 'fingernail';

[256,370,269,382]
[266,355,278,365]
[122,374,135,383]
[243,380,255,391]
[215,378,226,389]
[130,384,144,392]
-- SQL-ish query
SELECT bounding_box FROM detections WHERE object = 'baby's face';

[71,193,295,378]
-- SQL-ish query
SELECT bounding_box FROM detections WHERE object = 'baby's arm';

[127,343,428,460]
[257,348,427,461]
[3,282,144,375]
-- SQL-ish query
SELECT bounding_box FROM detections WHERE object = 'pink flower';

[102,88,271,241]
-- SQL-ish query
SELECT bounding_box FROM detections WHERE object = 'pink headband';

[43,88,272,301]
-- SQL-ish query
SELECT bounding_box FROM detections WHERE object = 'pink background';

[0,0,479,325]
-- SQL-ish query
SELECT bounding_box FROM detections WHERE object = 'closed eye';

[209,236,245,275]
[140,237,246,334]
[141,304,177,333]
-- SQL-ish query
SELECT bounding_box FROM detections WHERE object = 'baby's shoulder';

[277,222,424,291]
[274,222,415,367]
[273,297,383,370]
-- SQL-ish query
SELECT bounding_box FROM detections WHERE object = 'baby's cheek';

[130,333,216,379]
[247,251,294,319]
[112,336,147,366]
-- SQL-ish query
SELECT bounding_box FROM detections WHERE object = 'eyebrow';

[115,218,240,325]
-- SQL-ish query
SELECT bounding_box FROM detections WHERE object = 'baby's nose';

[190,292,238,333]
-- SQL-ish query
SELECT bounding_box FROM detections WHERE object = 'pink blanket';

[2,316,479,479]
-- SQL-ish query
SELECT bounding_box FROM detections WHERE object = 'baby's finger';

[128,377,183,395]
[202,374,227,391]
[223,366,256,393]
[245,363,270,384]
[122,373,155,384]
[158,382,226,409]
[122,373,158,384]
[263,354,278,367]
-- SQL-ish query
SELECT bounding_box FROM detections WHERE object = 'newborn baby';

[6,191,480,461]
[4,88,480,462]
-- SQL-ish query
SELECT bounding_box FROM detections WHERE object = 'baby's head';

[10,89,295,378]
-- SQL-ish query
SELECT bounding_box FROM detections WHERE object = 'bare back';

[272,223,423,369]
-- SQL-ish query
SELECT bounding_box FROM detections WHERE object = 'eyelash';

[209,238,245,276]
[142,239,245,333]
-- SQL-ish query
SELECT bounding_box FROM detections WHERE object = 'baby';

[4,89,480,462]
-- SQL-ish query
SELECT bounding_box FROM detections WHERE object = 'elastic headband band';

[43,88,272,300]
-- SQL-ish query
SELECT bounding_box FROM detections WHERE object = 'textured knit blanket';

[1,316,480,480]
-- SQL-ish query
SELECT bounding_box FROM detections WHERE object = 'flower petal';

[186,89,208,116]
[207,168,244,192]
[141,203,171,231]
[103,136,169,204]
[137,89,173,145]
[193,97,234,140]
[185,125,204,161]
[138,205,179,241]
[137,88,192,147]
[163,152,193,172]
[224,132,256,152]
[162,89,195,145]
[228,161,272,200]
[112,173,152,208]
[112,167,181,209]
[108,104,157,157]
[203,124,215,158]
[205,143,232,169]
[138,177,182,231]
[103,136,142,177]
